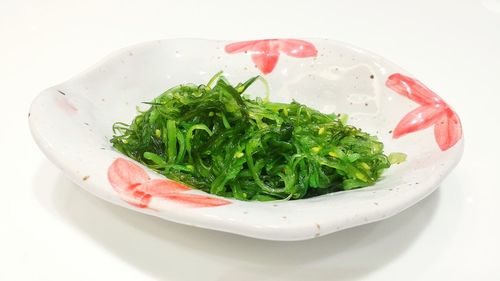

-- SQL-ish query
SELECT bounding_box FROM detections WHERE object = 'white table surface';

[2,0,500,280]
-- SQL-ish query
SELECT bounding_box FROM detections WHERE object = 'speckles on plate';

[82,175,90,181]
[29,38,463,240]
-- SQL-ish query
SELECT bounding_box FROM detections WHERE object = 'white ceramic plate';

[29,38,463,241]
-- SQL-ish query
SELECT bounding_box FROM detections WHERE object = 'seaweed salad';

[111,72,402,201]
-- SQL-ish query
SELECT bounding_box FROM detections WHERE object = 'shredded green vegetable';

[111,72,398,201]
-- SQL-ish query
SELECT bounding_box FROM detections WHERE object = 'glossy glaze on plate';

[29,38,463,241]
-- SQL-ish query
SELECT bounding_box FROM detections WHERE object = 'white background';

[1,0,500,280]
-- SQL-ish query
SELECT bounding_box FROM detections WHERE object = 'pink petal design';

[136,179,190,197]
[250,41,280,74]
[434,109,463,151]
[278,39,318,58]
[224,40,263,53]
[387,73,463,151]
[393,105,446,138]
[162,193,231,207]
[225,39,317,74]
[126,190,153,208]
[386,73,443,106]
[107,158,231,208]
[108,158,150,191]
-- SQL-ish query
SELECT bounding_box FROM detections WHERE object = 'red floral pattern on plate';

[107,158,231,208]
[386,73,462,151]
[225,39,317,74]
